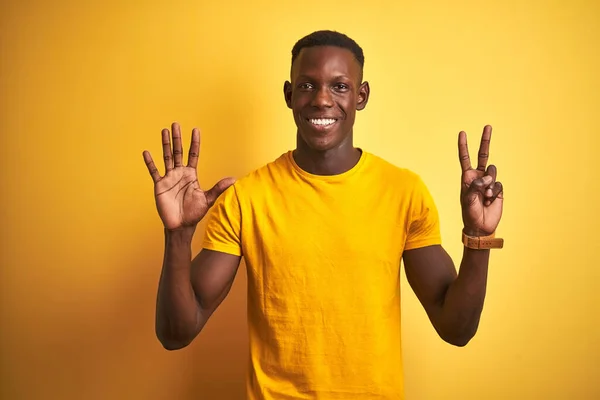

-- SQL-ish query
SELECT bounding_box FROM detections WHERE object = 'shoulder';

[363,151,423,186]
[362,151,436,206]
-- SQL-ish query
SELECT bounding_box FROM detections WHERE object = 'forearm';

[437,246,490,346]
[156,226,204,350]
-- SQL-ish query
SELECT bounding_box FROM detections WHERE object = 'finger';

[485,164,497,181]
[204,177,236,207]
[468,174,494,197]
[464,174,493,210]
[162,128,173,172]
[477,125,492,171]
[485,181,504,206]
[187,128,200,169]
[172,122,183,168]
[484,164,497,198]
[142,150,161,183]
[458,131,471,172]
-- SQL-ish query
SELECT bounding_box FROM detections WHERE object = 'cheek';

[340,105,356,121]
[291,99,306,114]
[293,108,304,121]
[338,96,356,115]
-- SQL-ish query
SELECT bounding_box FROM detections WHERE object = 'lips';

[305,117,340,131]
[308,117,336,125]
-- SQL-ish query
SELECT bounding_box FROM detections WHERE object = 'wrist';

[165,225,196,243]
[462,227,493,237]
[462,228,504,250]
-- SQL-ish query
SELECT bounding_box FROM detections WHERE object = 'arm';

[155,226,241,350]
[142,122,240,350]
[403,125,504,347]
[402,243,489,346]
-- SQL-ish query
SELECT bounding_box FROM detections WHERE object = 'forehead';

[291,45,361,80]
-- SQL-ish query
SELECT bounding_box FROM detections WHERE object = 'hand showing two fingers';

[458,125,504,236]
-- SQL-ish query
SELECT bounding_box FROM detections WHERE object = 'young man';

[142,30,504,399]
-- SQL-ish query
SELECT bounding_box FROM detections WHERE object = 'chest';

[240,183,409,290]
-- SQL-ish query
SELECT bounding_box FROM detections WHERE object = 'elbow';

[156,333,184,350]
[444,335,473,347]
[156,333,192,351]
[155,326,196,351]
[161,341,189,351]
[155,312,204,350]
[439,327,478,347]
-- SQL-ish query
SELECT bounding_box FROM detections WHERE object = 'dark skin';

[143,45,503,350]
[404,125,503,346]
[283,46,370,175]
[142,124,240,350]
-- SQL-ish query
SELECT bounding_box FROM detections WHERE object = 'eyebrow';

[295,74,352,81]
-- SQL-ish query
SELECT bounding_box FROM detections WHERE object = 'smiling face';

[284,45,370,152]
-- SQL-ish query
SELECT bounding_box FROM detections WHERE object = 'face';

[284,46,370,152]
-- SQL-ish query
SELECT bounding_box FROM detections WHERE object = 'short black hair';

[291,30,365,69]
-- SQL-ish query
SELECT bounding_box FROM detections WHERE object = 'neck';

[293,134,362,176]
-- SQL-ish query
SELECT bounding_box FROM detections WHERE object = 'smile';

[308,118,337,127]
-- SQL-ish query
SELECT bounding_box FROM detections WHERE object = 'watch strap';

[462,231,504,249]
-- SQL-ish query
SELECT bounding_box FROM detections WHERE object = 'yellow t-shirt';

[202,150,441,400]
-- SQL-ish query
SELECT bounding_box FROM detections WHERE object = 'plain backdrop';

[1,0,598,399]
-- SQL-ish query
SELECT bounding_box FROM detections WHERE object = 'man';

[142,30,504,399]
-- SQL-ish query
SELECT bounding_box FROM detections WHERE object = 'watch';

[462,231,504,249]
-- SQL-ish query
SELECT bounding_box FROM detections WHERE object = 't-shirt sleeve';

[404,175,442,250]
[202,184,243,256]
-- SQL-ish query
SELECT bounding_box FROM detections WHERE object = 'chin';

[299,131,345,152]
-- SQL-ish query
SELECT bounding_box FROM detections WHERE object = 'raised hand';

[458,125,504,236]
[142,122,235,231]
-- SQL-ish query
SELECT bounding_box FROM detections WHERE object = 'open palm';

[143,123,235,231]
[458,125,504,236]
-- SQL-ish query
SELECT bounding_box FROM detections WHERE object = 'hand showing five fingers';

[458,125,504,236]
[142,122,235,231]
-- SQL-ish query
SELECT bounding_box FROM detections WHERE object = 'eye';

[298,83,314,90]
[334,83,350,92]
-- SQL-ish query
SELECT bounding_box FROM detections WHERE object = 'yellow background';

[1,0,598,399]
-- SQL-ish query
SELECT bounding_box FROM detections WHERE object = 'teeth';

[310,118,336,126]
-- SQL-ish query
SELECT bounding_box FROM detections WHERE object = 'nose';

[310,86,333,108]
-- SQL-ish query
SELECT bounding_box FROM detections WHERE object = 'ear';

[356,81,370,111]
[283,81,293,109]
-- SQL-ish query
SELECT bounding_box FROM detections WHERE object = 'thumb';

[464,175,493,206]
[205,177,236,207]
